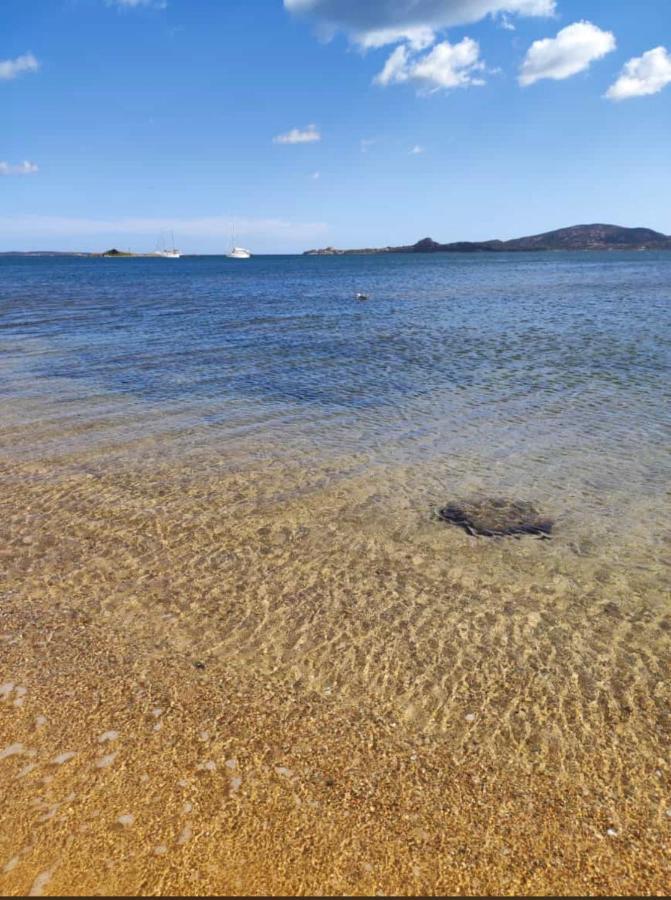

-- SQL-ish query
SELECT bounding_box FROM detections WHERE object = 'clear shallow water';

[0,253,670,895]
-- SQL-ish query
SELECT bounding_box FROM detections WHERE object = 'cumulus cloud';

[606,46,671,100]
[519,21,616,87]
[375,38,485,92]
[284,0,555,48]
[0,53,40,81]
[273,124,321,144]
[0,161,39,176]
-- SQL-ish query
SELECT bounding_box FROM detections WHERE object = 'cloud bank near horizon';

[0,215,329,252]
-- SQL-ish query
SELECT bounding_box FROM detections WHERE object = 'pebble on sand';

[116,814,135,827]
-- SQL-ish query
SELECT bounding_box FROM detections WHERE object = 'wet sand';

[1,419,669,895]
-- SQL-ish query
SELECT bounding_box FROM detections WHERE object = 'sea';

[0,251,669,894]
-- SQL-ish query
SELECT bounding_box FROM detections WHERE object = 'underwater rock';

[438,498,553,538]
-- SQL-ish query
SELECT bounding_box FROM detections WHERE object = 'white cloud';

[284,0,555,48]
[519,21,616,87]
[606,46,671,101]
[375,45,410,85]
[0,53,40,81]
[375,38,485,92]
[357,26,437,51]
[108,0,166,7]
[0,161,39,176]
[273,124,321,144]
[409,145,424,154]
[311,170,321,179]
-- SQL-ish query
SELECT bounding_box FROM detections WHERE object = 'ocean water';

[1,253,669,558]
[0,252,669,894]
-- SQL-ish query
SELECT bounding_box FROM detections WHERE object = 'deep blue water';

[1,252,669,412]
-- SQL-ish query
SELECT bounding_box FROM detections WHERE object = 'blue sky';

[2,0,670,252]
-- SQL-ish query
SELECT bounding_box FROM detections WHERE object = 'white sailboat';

[154,231,181,259]
[227,227,251,259]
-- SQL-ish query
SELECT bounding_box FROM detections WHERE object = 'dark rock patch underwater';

[438,498,553,539]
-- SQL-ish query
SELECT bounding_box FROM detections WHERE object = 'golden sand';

[0,411,670,895]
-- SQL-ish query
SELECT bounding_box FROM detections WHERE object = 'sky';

[2,0,670,253]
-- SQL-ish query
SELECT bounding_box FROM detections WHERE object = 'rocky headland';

[304,224,671,255]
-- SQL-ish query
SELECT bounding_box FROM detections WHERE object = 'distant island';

[0,249,173,258]
[99,248,177,258]
[100,248,135,257]
[304,224,671,255]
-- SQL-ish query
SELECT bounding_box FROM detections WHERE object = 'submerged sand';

[0,388,669,895]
